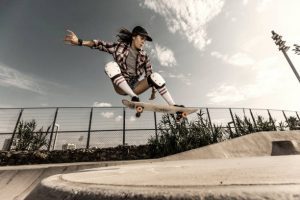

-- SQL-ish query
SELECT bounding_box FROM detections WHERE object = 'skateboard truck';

[175,111,188,123]
[135,106,144,118]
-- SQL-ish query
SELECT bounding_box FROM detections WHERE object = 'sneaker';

[131,96,140,102]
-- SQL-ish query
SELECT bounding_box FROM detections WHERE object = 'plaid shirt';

[91,40,153,81]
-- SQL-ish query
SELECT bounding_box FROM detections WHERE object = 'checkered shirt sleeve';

[144,55,153,77]
[90,40,117,54]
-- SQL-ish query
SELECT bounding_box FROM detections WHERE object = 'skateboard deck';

[122,99,198,118]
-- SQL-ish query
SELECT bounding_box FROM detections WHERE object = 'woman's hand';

[64,30,79,45]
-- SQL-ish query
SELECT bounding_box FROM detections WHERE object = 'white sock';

[157,86,175,105]
[113,76,137,97]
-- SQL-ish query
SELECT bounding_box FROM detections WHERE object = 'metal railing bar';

[1,106,299,112]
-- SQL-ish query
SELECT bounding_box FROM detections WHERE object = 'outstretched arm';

[64,30,117,54]
[64,30,94,47]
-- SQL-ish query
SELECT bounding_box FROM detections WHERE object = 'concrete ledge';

[26,155,300,200]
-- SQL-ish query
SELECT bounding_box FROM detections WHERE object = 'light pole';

[271,30,300,84]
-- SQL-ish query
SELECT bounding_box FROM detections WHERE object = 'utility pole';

[271,30,300,84]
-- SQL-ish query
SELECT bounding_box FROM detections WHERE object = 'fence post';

[48,108,59,151]
[8,108,24,151]
[249,109,257,131]
[123,107,126,145]
[229,108,238,134]
[267,109,276,131]
[154,112,158,141]
[296,111,300,121]
[86,107,93,149]
[52,125,59,151]
[206,108,213,133]
[282,110,290,129]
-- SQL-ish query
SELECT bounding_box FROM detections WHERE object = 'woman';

[64,26,178,106]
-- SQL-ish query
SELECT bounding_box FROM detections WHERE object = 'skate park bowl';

[1,130,300,200]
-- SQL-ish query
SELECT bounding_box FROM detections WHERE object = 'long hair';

[117,28,136,44]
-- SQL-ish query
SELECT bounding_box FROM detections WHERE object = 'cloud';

[93,102,112,107]
[210,51,226,60]
[167,73,192,85]
[153,44,177,67]
[94,102,114,119]
[206,56,297,105]
[129,116,136,122]
[146,43,177,67]
[228,53,255,66]
[242,0,249,5]
[211,51,255,67]
[144,43,190,85]
[241,35,265,52]
[256,0,272,12]
[0,63,44,94]
[231,17,237,22]
[139,0,225,51]
[115,115,123,122]
[145,43,190,85]
[207,84,246,103]
[241,0,271,12]
[0,63,70,97]
[101,112,114,119]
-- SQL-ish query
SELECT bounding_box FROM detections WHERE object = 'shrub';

[256,116,276,131]
[149,112,283,157]
[148,111,225,156]
[286,116,300,130]
[15,120,51,151]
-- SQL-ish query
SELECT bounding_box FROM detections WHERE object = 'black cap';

[132,26,152,42]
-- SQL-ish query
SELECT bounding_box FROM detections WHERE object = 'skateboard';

[122,99,198,122]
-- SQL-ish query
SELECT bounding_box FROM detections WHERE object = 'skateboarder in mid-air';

[64,26,183,108]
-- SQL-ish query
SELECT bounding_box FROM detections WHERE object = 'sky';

[1,0,300,111]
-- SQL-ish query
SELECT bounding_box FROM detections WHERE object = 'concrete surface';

[0,160,154,200]
[26,155,300,200]
[2,130,300,200]
[163,130,300,160]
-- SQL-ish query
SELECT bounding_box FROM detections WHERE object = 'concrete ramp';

[163,130,300,160]
[2,130,300,199]
[0,160,152,200]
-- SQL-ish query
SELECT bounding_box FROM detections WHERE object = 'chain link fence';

[0,106,299,151]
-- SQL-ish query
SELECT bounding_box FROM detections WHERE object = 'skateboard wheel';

[136,106,143,113]
[135,112,141,118]
[182,112,187,118]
